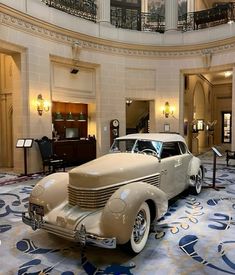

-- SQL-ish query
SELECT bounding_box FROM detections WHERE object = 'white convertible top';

[116,133,186,143]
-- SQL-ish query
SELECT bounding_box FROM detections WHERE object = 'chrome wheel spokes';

[133,210,147,243]
[196,169,202,193]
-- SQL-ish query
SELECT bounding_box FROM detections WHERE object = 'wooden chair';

[35,136,66,174]
[225,150,235,166]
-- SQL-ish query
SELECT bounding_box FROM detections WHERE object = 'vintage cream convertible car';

[22,133,204,254]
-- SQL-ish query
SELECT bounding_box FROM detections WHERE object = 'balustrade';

[40,1,235,33]
[41,0,97,22]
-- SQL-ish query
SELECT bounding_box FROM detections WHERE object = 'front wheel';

[124,202,151,254]
[190,167,203,195]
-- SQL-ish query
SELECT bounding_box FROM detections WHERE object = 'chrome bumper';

[22,213,116,249]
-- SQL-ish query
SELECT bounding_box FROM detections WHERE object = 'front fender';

[100,182,168,245]
[29,172,68,214]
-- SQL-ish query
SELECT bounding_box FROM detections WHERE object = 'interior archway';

[193,81,206,153]
[183,69,232,155]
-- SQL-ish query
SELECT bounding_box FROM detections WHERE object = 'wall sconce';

[126,98,133,106]
[36,94,50,116]
[78,112,86,122]
[224,71,232,78]
[162,101,174,118]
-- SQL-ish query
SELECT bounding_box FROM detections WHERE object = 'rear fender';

[187,156,203,186]
[29,172,68,214]
[188,156,201,176]
[100,182,168,245]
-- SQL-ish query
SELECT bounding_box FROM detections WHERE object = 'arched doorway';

[184,69,233,154]
[193,81,206,153]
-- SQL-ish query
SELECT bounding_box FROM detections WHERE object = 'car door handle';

[161,169,167,175]
[174,159,182,167]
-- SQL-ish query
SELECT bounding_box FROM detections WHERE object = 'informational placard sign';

[16,139,25,148]
[16,139,33,148]
[204,146,224,191]
[24,139,33,148]
[16,139,34,175]
[212,146,222,157]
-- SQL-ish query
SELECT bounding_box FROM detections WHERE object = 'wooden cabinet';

[53,139,96,167]
[52,101,96,167]
[52,101,88,139]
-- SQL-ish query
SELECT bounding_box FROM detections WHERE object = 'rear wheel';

[190,167,203,195]
[125,202,151,254]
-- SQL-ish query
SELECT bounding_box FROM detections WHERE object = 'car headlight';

[107,198,127,213]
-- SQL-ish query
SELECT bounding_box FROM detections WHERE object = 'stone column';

[165,0,178,32]
[187,0,195,13]
[141,0,148,13]
[232,67,235,150]
[97,0,111,25]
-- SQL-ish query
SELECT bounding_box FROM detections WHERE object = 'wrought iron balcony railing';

[110,9,165,33]
[41,0,97,22]
[40,1,235,33]
[141,12,165,33]
[111,2,235,33]
[179,3,235,32]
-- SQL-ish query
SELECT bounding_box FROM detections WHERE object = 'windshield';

[110,139,137,153]
[110,139,162,158]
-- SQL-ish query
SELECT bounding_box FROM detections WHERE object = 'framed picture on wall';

[197,119,204,131]
[164,123,170,132]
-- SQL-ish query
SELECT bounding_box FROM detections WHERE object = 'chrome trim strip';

[22,213,116,249]
[75,224,116,249]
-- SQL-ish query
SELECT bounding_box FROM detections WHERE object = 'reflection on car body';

[22,133,204,254]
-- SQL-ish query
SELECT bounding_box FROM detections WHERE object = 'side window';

[178,142,187,154]
[161,142,181,158]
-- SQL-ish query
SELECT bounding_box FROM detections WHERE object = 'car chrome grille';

[68,174,160,209]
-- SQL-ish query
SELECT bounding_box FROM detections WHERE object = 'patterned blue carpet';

[0,163,235,274]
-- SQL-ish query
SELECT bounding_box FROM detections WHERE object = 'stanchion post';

[212,149,216,189]
[23,147,27,176]
[203,146,225,191]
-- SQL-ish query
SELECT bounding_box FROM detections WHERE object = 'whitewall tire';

[191,167,203,195]
[126,202,151,254]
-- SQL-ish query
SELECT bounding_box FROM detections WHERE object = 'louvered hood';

[69,153,158,189]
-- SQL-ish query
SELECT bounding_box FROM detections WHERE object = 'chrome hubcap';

[133,209,147,243]
[196,170,202,193]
